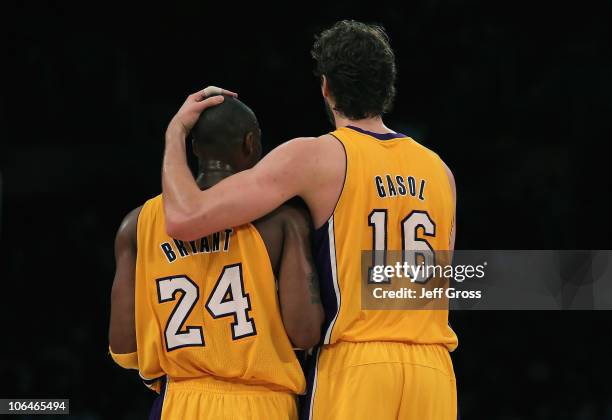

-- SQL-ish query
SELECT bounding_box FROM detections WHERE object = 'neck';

[196,160,235,190]
[333,113,393,134]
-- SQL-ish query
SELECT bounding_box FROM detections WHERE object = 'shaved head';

[191,95,260,150]
[190,95,262,177]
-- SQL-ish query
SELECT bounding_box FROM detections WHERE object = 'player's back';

[135,194,305,394]
[315,126,458,349]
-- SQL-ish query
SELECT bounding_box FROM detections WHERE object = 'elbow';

[164,198,217,241]
[287,324,322,349]
[165,217,188,241]
[285,306,325,349]
[165,211,198,241]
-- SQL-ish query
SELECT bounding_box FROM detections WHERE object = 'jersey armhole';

[249,219,282,279]
[315,133,348,231]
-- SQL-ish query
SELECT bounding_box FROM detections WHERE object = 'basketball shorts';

[151,375,298,420]
[302,341,456,420]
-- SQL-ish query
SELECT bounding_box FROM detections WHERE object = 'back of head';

[191,95,260,155]
[311,20,397,120]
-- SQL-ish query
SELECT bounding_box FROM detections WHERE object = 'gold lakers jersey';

[134,195,305,393]
[314,126,458,350]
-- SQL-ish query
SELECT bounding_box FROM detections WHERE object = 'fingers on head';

[203,86,223,97]
[197,95,225,109]
[188,91,205,102]
[221,89,238,98]
[188,86,237,103]
[207,95,225,105]
[202,86,238,98]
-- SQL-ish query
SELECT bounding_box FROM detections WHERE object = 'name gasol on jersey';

[160,229,234,263]
[374,174,426,200]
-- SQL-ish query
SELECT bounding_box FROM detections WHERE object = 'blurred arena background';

[1,1,611,418]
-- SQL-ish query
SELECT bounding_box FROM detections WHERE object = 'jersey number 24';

[156,263,256,351]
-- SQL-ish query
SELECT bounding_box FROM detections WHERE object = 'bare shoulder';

[252,199,311,274]
[284,134,345,172]
[260,136,326,171]
[261,135,345,228]
[115,206,143,250]
[255,199,311,234]
[277,135,342,154]
[267,134,345,186]
[276,136,319,149]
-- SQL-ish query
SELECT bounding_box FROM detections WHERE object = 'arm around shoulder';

[165,137,320,241]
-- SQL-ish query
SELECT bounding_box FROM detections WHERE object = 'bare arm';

[161,86,343,241]
[277,206,324,349]
[163,133,317,241]
[109,206,141,355]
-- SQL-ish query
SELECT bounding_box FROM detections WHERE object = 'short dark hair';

[191,95,259,148]
[311,20,397,120]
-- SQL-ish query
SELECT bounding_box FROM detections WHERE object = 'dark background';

[2,1,611,419]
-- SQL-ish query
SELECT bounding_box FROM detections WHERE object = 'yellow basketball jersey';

[134,195,305,394]
[314,126,458,351]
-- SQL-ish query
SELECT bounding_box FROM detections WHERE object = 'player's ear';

[321,75,329,98]
[243,132,254,157]
[243,131,262,164]
[191,137,200,157]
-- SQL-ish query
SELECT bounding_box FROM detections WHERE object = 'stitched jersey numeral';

[205,264,256,340]
[368,210,436,283]
[156,263,256,351]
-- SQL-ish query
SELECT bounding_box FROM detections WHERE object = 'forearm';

[278,214,324,349]
[279,273,324,349]
[163,168,288,241]
[162,140,307,241]
[109,274,137,353]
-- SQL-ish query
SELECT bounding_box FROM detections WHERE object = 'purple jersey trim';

[345,125,408,140]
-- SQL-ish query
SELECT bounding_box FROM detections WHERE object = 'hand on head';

[168,86,238,135]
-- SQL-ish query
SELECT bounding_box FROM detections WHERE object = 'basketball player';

[109,95,324,419]
[161,21,458,420]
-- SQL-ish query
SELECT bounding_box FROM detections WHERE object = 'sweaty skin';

[161,86,455,246]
